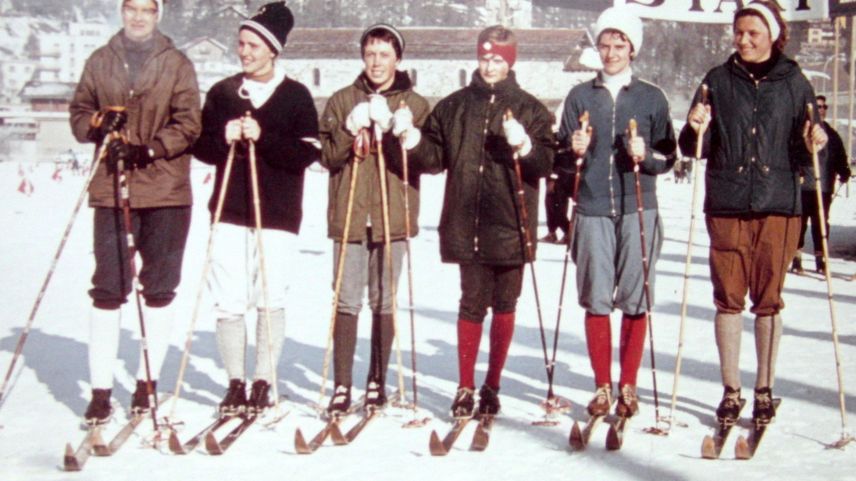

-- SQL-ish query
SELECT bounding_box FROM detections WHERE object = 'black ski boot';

[130,380,156,415]
[84,388,113,425]
[248,380,272,414]
[790,255,803,274]
[752,387,776,425]
[219,379,247,415]
[364,380,387,411]
[478,384,501,416]
[327,384,351,417]
[815,257,826,275]
[715,385,743,425]
[450,386,475,418]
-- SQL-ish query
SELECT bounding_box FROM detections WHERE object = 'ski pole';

[114,134,159,435]
[318,129,368,408]
[504,109,550,409]
[373,119,407,406]
[628,118,665,435]
[397,101,428,427]
[806,104,852,448]
[0,124,117,405]
[667,84,708,432]
[245,130,282,413]
[542,111,589,420]
[166,140,237,424]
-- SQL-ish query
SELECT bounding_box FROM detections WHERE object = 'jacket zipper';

[608,94,618,217]
[473,91,495,254]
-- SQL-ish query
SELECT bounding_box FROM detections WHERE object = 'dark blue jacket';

[558,74,676,217]
[679,53,820,216]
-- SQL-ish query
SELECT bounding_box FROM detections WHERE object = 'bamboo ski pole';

[667,84,708,432]
[806,103,852,449]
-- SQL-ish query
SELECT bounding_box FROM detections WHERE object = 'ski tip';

[329,423,348,446]
[700,435,717,459]
[734,435,751,460]
[605,424,622,451]
[294,428,311,454]
[63,444,82,472]
[168,430,186,455]
[428,430,448,456]
[204,431,223,455]
[568,422,583,450]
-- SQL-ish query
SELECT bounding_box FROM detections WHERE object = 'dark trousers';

[545,179,570,235]
[90,206,191,309]
[458,263,524,322]
[798,191,833,252]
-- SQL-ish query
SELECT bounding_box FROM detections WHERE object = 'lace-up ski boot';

[450,386,475,418]
[248,380,272,414]
[715,385,743,426]
[752,387,776,425]
[219,379,248,415]
[327,384,351,417]
[130,380,156,415]
[364,380,387,411]
[615,384,639,418]
[586,384,613,417]
[84,388,113,425]
[478,384,501,416]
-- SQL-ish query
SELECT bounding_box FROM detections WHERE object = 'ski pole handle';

[694,84,709,161]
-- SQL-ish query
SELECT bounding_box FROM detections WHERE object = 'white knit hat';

[118,0,164,22]
[595,7,643,55]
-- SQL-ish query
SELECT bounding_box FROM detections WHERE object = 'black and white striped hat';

[240,2,294,54]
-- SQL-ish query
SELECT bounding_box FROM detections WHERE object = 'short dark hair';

[816,95,827,102]
[360,28,402,60]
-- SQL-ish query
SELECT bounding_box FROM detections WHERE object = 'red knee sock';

[585,312,612,386]
[457,319,483,389]
[619,312,648,387]
[485,311,515,390]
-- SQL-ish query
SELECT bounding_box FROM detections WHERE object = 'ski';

[294,418,342,454]
[568,414,607,451]
[169,415,235,455]
[91,393,172,456]
[734,399,782,460]
[700,399,747,459]
[205,413,257,455]
[342,408,381,444]
[605,416,630,450]
[62,425,104,472]
[428,417,473,456]
[469,415,495,451]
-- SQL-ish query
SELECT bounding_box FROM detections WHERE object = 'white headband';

[742,3,781,42]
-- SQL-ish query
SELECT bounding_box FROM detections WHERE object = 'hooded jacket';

[679,52,820,216]
[411,70,554,265]
[70,30,201,208]
[320,70,430,243]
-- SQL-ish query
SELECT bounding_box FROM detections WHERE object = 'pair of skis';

[168,413,257,455]
[428,414,495,456]
[569,413,631,451]
[701,399,781,460]
[294,408,380,454]
[64,395,171,472]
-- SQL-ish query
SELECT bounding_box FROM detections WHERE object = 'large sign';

[615,0,828,22]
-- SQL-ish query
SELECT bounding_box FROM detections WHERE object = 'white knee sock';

[89,306,121,390]
[216,315,246,381]
[255,308,285,384]
[755,314,783,389]
[135,304,174,382]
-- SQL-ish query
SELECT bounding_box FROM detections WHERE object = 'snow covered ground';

[1,159,854,481]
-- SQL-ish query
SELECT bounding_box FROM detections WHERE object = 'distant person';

[559,7,676,420]
[791,95,851,274]
[69,0,201,424]
[318,24,429,415]
[680,0,826,427]
[193,2,319,415]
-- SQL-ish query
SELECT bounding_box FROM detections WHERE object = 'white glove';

[392,105,422,150]
[225,119,242,144]
[503,117,532,157]
[345,102,370,137]
[369,94,393,132]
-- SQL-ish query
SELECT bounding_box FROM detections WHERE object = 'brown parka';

[69,30,201,208]
[320,71,430,243]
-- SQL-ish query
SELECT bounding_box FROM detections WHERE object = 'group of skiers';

[68,0,844,437]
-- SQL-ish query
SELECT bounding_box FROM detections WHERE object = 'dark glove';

[107,139,153,171]
[88,109,127,142]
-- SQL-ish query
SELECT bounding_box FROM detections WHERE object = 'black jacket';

[800,121,850,193]
[410,70,554,265]
[558,74,676,217]
[193,73,319,233]
[679,53,820,216]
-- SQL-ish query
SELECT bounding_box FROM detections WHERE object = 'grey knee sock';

[333,312,358,387]
[754,314,783,389]
[216,315,246,381]
[715,312,743,389]
[367,313,395,386]
[255,308,286,384]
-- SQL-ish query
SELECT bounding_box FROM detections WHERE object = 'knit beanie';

[240,2,295,54]
[595,7,643,55]
[117,0,163,22]
[360,23,406,59]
